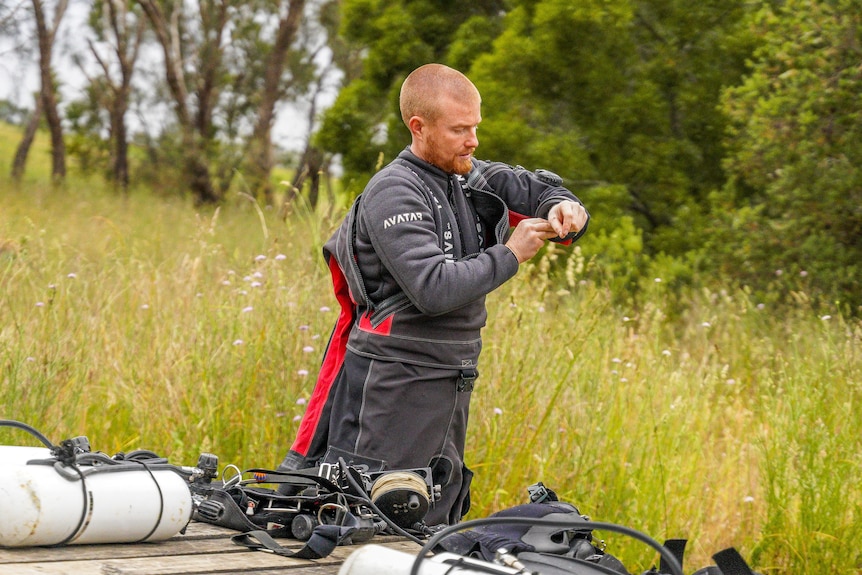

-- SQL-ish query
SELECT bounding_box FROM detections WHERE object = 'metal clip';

[528,482,552,503]
[457,368,478,392]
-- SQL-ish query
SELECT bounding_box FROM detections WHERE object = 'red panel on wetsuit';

[358,313,393,336]
[290,257,354,456]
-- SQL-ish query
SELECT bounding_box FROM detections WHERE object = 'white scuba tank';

[3,445,52,465]
[0,445,193,547]
[338,544,523,575]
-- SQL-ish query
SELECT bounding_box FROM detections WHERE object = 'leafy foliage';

[314,0,860,312]
[715,0,862,310]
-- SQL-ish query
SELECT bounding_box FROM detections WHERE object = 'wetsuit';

[278,148,589,525]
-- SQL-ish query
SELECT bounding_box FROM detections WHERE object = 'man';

[278,63,589,526]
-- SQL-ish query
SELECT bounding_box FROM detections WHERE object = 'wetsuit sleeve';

[475,160,590,243]
[360,171,519,317]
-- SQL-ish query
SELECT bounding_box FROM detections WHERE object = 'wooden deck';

[0,521,422,575]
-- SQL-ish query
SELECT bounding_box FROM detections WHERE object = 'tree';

[10,94,42,181]
[714,0,862,309]
[288,64,336,210]
[282,0,348,210]
[135,0,333,204]
[31,0,68,184]
[465,0,757,258]
[135,0,232,203]
[3,0,39,180]
[243,0,306,203]
[83,0,146,189]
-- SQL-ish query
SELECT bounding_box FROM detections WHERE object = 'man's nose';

[466,128,479,148]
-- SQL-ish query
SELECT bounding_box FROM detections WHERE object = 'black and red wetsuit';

[279,148,589,525]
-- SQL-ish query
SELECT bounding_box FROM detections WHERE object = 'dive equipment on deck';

[190,457,439,546]
[1,421,761,573]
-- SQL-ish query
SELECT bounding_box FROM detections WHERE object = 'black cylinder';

[290,514,318,541]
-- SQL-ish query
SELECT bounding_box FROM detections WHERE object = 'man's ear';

[407,116,425,138]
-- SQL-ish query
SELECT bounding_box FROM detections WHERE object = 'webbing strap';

[465,162,510,192]
[713,548,757,575]
[660,539,687,573]
[231,522,354,559]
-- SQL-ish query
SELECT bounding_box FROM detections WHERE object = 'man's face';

[421,95,481,175]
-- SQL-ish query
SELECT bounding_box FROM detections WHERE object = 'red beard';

[452,155,474,175]
[426,137,474,175]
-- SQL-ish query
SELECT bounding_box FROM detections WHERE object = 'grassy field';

[1,124,860,573]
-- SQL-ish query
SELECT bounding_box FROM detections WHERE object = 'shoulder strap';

[391,159,446,210]
[331,193,367,308]
[466,162,512,192]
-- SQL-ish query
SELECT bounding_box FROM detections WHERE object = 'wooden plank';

[0,521,422,575]
[0,537,249,564]
[0,525,309,564]
[0,548,343,575]
[174,523,240,539]
[0,540,421,575]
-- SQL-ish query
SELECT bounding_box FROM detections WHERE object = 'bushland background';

[1,1,860,573]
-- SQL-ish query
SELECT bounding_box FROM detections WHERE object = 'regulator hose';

[0,419,56,449]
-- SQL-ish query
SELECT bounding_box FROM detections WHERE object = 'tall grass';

[472,264,861,573]
[1,132,859,573]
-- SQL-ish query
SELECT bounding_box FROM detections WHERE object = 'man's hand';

[505,218,559,263]
[547,201,588,239]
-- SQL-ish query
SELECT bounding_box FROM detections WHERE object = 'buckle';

[457,368,478,392]
[528,482,557,503]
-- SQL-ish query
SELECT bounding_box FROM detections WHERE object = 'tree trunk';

[245,0,305,203]
[11,94,42,181]
[112,102,130,188]
[306,148,321,210]
[185,139,219,204]
[290,145,323,209]
[31,0,68,184]
[104,0,145,191]
[137,0,220,203]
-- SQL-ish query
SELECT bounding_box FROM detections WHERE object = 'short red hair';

[399,64,481,127]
